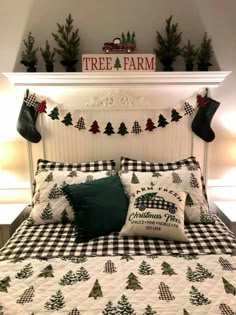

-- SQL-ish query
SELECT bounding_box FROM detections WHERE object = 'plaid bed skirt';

[0,215,236,261]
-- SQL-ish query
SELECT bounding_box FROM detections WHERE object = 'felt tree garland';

[75,117,86,130]
[89,120,101,134]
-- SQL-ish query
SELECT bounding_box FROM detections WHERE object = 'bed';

[1,87,236,315]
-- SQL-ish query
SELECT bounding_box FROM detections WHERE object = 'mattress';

[0,216,236,314]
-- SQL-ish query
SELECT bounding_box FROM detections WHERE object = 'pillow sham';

[63,176,129,243]
[120,183,188,242]
[37,158,116,172]
[29,170,115,225]
[119,168,213,224]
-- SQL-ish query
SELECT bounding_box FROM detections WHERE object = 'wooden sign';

[82,54,156,72]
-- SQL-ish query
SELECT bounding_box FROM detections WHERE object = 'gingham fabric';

[119,156,208,206]
[25,93,37,107]
[184,102,195,115]
[134,199,176,212]
[0,215,235,262]
[37,158,116,172]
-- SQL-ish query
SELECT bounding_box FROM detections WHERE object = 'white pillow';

[120,183,188,242]
[29,170,114,225]
[119,167,212,224]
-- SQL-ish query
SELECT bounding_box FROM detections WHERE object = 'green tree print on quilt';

[59,270,78,286]
[89,279,103,299]
[0,276,11,292]
[0,304,3,315]
[200,209,215,224]
[161,261,177,276]
[158,282,175,301]
[186,263,214,282]
[219,303,236,315]
[38,264,54,278]
[219,257,236,271]
[61,209,69,224]
[48,183,63,199]
[44,289,65,310]
[190,173,199,188]
[16,285,35,304]
[15,263,33,279]
[222,277,236,295]
[117,295,135,315]
[131,172,140,184]
[189,286,211,305]
[172,172,182,184]
[102,300,117,315]
[143,305,157,315]
[40,203,53,220]
[61,256,87,263]
[76,266,90,281]
[68,308,81,315]
[138,261,155,275]
[104,260,117,274]
[67,170,77,178]
[120,255,134,262]
[126,272,142,290]
[186,193,194,207]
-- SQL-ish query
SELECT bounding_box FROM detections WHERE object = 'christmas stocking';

[17,89,41,143]
[191,97,220,142]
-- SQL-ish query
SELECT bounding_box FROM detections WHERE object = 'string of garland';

[28,93,208,136]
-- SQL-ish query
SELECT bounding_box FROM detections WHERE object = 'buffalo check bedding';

[0,216,236,314]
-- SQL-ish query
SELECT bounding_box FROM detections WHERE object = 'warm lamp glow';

[220,111,236,134]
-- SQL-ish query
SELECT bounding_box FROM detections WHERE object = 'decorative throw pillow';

[29,170,115,225]
[37,158,116,172]
[120,155,207,202]
[120,183,188,242]
[63,176,129,243]
[119,168,213,224]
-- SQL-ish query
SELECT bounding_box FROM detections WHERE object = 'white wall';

[0,0,236,203]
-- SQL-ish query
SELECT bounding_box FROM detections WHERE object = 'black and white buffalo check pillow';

[37,158,116,172]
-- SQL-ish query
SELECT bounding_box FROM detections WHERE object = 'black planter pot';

[26,66,37,72]
[185,63,194,71]
[163,64,174,71]
[45,64,54,72]
[197,63,212,71]
[61,60,77,72]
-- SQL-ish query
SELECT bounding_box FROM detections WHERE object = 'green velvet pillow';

[63,175,129,242]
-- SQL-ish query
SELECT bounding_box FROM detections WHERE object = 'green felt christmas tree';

[48,183,62,199]
[102,300,117,315]
[59,270,78,286]
[104,260,117,274]
[171,109,182,122]
[161,261,177,276]
[104,122,115,135]
[44,289,65,310]
[222,277,236,295]
[172,172,182,184]
[45,172,53,182]
[219,257,236,271]
[190,173,199,188]
[40,203,53,220]
[138,261,155,275]
[143,305,157,315]
[131,172,140,184]
[48,107,60,120]
[189,286,211,305]
[88,279,103,299]
[15,263,33,279]
[67,170,77,178]
[117,122,129,136]
[157,114,169,128]
[52,13,80,72]
[20,32,38,72]
[61,209,69,224]
[126,272,142,290]
[76,266,90,281]
[114,57,122,71]
[117,295,135,315]
[38,264,54,278]
[17,285,35,304]
[154,15,182,71]
[61,112,73,126]
[0,276,11,292]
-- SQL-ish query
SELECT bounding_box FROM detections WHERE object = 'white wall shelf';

[2,71,231,87]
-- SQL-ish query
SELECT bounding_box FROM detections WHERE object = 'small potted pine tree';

[20,32,38,72]
[154,15,182,71]
[52,13,80,72]
[181,40,198,71]
[197,32,213,71]
[40,40,56,72]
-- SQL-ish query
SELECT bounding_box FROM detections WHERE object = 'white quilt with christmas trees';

[0,254,236,315]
